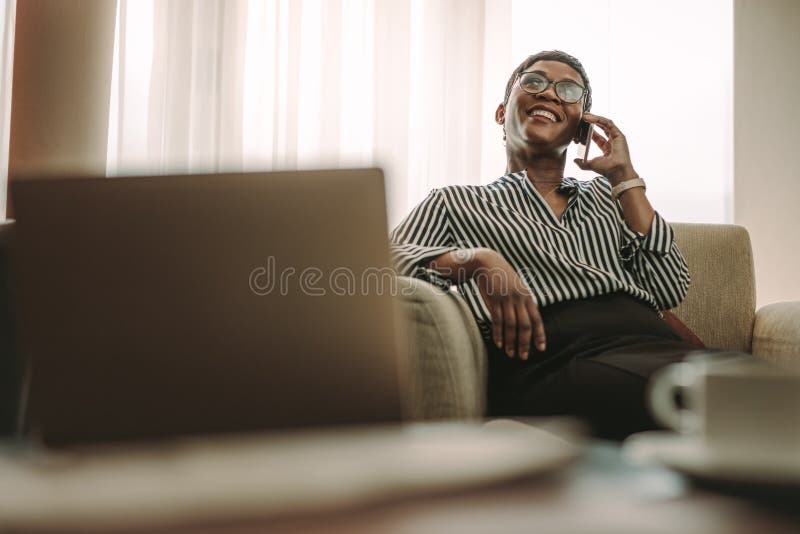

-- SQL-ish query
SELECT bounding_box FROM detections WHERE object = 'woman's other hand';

[473,249,546,360]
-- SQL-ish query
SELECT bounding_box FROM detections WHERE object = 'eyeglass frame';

[516,71,587,105]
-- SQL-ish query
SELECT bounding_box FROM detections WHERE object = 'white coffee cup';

[647,352,800,459]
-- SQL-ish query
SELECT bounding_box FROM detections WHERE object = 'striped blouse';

[389,170,690,341]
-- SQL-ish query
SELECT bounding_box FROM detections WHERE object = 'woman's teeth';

[530,109,557,122]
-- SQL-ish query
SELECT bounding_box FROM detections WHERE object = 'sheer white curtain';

[0,0,15,219]
[108,0,248,176]
[107,0,732,227]
[109,0,491,225]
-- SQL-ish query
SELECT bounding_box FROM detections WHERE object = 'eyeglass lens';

[519,73,583,103]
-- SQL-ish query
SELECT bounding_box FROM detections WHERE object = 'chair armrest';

[752,301,800,368]
[394,276,487,420]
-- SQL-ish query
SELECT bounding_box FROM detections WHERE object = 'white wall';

[734,0,800,306]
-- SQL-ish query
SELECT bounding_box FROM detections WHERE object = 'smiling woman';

[389,49,757,440]
[499,0,733,224]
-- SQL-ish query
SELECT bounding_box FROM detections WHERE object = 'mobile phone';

[576,120,593,163]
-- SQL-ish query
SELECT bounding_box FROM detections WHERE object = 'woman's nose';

[536,84,561,103]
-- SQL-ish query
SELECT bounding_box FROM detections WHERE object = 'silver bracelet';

[611,177,646,200]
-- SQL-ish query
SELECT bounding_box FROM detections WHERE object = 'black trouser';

[486,293,753,440]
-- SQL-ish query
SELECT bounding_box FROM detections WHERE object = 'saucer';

[623,431,800,488]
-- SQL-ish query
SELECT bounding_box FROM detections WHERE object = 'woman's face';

[499,60,585,154]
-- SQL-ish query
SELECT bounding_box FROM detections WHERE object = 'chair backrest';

[671,223,756,353]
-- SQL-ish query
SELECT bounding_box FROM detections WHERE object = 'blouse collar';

[508,169,579,193]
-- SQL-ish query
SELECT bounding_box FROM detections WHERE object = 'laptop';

[9,169,405,447]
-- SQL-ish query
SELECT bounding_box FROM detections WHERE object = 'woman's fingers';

[485,294,545,359]
[527,298,547,352]
[515,300,533,360]
[576,113,635,179]
[591,130,610,154]
[580,155,611,170]
[574,156,604,171]
[583,112,622,138]
[503,299,517,358]
[475,258,546,358]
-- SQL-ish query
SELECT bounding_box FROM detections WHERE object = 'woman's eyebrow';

[529,69,580,85]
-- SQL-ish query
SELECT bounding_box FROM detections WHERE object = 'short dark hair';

[502,50,592,112]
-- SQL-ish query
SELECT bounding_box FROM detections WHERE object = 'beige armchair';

[397,223,800,420]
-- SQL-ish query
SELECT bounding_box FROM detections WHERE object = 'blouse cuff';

[389,244,460,291]
[411,266,453,291]
[620,211,675,261]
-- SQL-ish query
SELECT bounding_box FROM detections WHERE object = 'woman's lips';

[529,114,556,124]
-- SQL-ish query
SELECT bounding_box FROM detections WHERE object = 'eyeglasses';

[517,72,586,104]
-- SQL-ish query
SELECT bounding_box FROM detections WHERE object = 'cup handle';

[647,362,701,433]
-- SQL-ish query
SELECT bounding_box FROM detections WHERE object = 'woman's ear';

[495,103,505,125]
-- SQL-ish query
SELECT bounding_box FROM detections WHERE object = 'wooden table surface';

[125,441,800,534]
[5,424,800,534]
